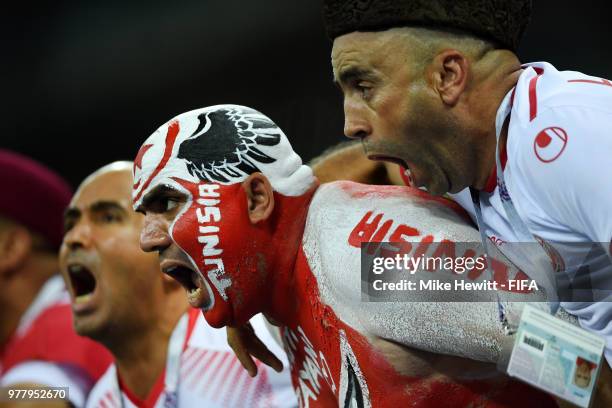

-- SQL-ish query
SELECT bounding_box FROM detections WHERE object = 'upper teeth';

[69,264,86,274]
[187,286,202,301]
[404,168,414,185]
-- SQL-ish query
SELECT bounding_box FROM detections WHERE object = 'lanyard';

[116,313,188,408]
[470,87,559,325]
[469,187,510,331]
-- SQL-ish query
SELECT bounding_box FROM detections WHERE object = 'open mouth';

[368,154,415,186]
[67,263,97,304]
[163,264,210,309]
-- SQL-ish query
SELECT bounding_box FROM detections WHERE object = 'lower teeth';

[187,287,202,304]
[75,294,92,304]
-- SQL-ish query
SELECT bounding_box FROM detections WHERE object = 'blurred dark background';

[2,0,611,188]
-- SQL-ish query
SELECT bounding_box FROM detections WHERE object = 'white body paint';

[302,182,558,364]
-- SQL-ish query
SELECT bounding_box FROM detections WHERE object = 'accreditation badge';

[507,305,605,407]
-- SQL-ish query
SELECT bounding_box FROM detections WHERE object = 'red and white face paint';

[171,179,282,327]
[132,105,315,326]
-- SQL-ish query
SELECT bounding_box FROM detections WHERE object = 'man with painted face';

[61,161,296,408]
[134,104,570,407]
[324,0,612,369]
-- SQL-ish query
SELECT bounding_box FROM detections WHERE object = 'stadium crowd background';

[2,0,611,185]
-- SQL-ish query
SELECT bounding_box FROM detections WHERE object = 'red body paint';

[278,247,556,407]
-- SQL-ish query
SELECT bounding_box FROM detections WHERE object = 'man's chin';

[424,183,447,197]
[202,304,233,329]
[425,171,454,196]
[73,315,109,341]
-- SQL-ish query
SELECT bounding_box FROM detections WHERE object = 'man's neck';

[111,301,186,400]
[112,325,170,400]
[469,50,523,190]
[264,185,318,324]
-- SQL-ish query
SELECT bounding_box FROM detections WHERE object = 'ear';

[430,50,469,106]
[0,226,33,277]
[242,173,275,224]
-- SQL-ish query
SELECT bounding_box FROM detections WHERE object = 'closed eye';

[335,66,377,99]
[95,210,124,224]
[355,81,373,99]
[90,201,127,225]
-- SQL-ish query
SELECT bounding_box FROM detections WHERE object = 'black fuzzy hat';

[323,0,532,51]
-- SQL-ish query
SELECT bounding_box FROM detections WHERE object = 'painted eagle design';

[177,107,282,183]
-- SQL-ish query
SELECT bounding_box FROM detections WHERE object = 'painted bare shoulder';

[307,180,480,247]
[303,181,544,364]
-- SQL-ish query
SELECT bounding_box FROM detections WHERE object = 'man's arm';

[509,105,612,259]
[309,141,394,185]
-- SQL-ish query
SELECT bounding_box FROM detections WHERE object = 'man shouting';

[133,105,561,407]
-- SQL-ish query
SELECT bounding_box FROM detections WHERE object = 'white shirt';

[85,310,297,408]
[451,61,612,366]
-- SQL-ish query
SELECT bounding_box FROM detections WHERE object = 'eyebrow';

[334,66,373,87]
[89,200,128,214]
[63,200,127,223]
[64,207,81,222]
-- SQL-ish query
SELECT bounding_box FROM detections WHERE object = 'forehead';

[331,29,407,76]
[72,170,133,209]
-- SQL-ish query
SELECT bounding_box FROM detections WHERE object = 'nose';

[140,214,172,253]
[63,220,93,251]
[343,97,372,140]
